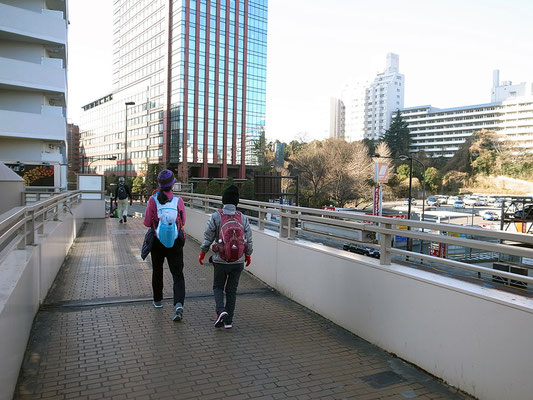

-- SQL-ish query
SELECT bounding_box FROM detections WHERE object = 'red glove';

[245,256,251,267]
[199,252,206,265]
[114,201,117,207]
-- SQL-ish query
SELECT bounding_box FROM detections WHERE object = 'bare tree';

[289,141,329,207]
[325,139,373,207]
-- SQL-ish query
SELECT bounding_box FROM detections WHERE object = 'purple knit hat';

[157,169,176,189]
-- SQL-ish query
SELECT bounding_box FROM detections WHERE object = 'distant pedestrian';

[199,185,253,329]
[114,177,132,223]
[143,169,186,321]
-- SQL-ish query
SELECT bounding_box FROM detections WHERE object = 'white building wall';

[401,103,501,158]
[403,72,533,158]
[498,96,533,153]
[329,97,345,139]
[341,80,367,141]
[341,53,404,142]
[0,0,68,188]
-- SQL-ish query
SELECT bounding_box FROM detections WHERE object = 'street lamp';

[124,101,135,179]
[87,156,118,174]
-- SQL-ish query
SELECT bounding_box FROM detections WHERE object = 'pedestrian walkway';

[14,217,472,400]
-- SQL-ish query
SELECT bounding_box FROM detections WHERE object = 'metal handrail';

[0,191,82,265]
[177,192,533,286]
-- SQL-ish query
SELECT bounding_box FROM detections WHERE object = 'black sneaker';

[123,215,127,223]
[214,311,228,328]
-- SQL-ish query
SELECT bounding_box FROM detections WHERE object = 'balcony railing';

[0,4,66,45]
[0,56,66,93]
[0,191,81,265]
[178,193,533,288]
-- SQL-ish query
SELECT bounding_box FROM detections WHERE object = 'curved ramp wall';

[0,203,85,400]
[186,206,533,400]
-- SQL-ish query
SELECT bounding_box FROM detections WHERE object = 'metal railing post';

[380,223,392,265]
[287,210,297,239]
[25,209,35,246]
[280,210,289,238]
[259,206,266,231]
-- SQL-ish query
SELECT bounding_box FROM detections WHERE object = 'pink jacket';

[143,191,186,228]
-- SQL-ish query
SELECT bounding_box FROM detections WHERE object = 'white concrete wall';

[186,207,533,400]
[0,202,84,400]
[0,41,44,64]
[0,90,44,114]
[0,3,66,44]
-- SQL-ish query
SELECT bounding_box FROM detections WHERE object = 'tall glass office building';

[80,0,267,179]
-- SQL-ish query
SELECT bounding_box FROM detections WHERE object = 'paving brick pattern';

[14,218,472,399]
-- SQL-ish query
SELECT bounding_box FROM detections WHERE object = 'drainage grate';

[361,370,406,388]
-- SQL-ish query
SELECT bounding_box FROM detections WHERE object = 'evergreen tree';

[206,180,221,196]
[383,110,410,160]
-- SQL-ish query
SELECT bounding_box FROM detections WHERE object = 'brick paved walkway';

[14,217,472,400]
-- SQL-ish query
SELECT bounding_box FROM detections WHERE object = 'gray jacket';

[200,204,253,264]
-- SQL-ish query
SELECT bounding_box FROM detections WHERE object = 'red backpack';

[212,210,248,262]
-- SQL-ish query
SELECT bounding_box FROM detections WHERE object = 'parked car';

[487,196,497,204]
[403,198,417,206]
[514,205,533,221]
[477,197,488,206]
[343,244,380,259]
[482,211,499,221]
[453,200,465,209]
[343,243,367,255]
[464,196,479,206]
[436,195,448,205]
[494,199,504,208]
[427,196,438,207]
[365,248,381,259]
[447,195,462,205]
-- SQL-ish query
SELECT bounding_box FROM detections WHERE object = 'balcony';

[0,3,66,45]
[0,56,66,93]
[0,108,66,141]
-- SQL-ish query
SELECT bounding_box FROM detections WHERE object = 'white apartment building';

[401,103,501,158]
[402,70,533,158]
[0,0,68,189]
[329,97,345,139]
[341,53,404,142]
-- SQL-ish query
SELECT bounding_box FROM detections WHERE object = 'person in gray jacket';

[198,185,253,329]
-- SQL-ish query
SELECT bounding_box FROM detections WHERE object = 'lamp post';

[373,154,426,252]
[87,156,118,174]
[124,101,135,179]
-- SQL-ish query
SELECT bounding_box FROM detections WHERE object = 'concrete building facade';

[402,70,533,158]
[329,97,345,139]
[341,53,404,142]
[0,0,69,189]
[80,0,268,180]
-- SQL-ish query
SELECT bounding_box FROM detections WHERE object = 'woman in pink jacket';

[143,169,186,321]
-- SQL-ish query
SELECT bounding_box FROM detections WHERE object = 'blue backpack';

[154,194,184,248]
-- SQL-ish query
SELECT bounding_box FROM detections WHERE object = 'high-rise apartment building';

[401,70,533,158]
[329,97,345,139]
[0,0,69,189]
[80,0,268,180]
[341,53,404,142]
[67,123,80,174]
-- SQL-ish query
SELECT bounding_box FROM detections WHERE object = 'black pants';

[151,237,185,306]
[213,262,244,323]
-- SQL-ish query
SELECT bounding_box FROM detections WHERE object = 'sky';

[67,0,533,142]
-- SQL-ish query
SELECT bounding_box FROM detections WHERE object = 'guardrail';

[0,191,82,265]
[177,192,533,287]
